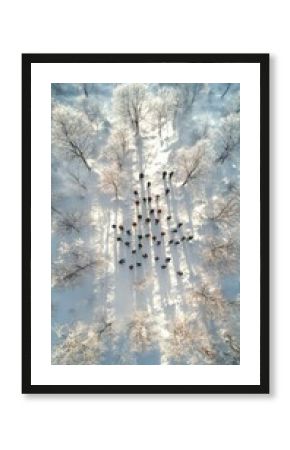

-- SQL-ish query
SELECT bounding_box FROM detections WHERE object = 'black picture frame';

[22,53,269,394]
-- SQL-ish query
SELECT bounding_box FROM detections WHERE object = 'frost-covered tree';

[149,94,169,138]
[203,236,239,274]
[181,276,240,364]
[104,128,131,169]
[113,84,147,135]
[67,169,87,192]
[52,319,114,365]
[127,312,158,353]
[99,164,127,199]
[177,83,205,112]
[81,93,105,133]
[52,104,95,171]
[52,240,107,288]
[173,139,209,186]
[52,206,83,234]
[51,202,93,235]
[215,113,240,164]
[162,87,182,131]
[206,193,240,228]
[186,279,226,320]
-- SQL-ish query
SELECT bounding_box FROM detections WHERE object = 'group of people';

[112,171,194,277]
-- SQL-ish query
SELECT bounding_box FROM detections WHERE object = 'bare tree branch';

[67,170,87,191]
[207,194,239,227]
[99,164,127,199]
[52,206,82,234]
[203,236,239,273]
[104,128,131,169]
[113,84,147,135]
[52,105,95,171]
[221,83,231,99]
[173,140,208,186]
[52,242,107,287]
[215,113,240,164]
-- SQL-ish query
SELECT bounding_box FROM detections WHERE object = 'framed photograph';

[22,53,269,394]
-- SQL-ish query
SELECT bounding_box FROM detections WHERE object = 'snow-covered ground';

[51,83,240,365]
